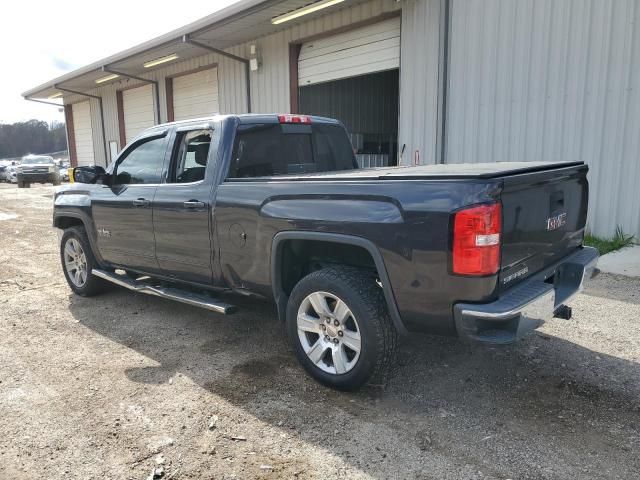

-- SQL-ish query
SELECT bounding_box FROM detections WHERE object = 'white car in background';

[0,161,16,182]
[6,165,18,183]
[59,164,70,182]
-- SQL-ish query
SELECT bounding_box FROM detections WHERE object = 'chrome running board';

[92,269,237,314]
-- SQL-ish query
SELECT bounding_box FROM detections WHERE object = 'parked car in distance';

[17,155,61,188]
[6,165,18,184]
[54,114,599,390]
[59,165,70,182]
[0,161,17,182]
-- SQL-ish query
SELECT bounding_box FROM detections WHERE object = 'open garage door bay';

[298,17,400,167]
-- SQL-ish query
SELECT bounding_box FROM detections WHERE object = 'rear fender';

[271,231,408,335]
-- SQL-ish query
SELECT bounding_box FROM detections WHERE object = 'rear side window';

[168,130,211,183]
[228,123,357,178]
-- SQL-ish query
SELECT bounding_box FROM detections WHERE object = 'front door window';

[114,136,166,185]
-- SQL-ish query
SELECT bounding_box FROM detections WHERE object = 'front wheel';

[286,266,398,391]
[60,226,110,296]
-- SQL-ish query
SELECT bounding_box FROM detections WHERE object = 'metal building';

[23,0,640,239]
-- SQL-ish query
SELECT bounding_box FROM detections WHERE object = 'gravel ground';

[0,183,639,480]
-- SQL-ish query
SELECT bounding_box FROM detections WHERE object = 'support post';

[436,0,452,165]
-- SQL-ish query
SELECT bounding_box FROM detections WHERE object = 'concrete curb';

[597,244,640,277]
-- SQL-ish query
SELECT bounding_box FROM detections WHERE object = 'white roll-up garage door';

[123,84,155,142]
[298,17,401,86]
[72,101,94,166]
[172,68,219,121]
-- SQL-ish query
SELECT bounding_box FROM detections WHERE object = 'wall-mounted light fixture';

[271,0,345,25]
[249,44,261,71]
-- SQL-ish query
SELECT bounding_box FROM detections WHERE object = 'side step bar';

[92,269,237,314]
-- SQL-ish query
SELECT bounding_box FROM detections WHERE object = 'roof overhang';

[23,0,362,101]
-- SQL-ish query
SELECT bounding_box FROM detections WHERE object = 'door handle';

[183,200,205,209]
[133,198,150,207]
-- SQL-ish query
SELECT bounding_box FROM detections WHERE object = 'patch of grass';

[584,226,635,255]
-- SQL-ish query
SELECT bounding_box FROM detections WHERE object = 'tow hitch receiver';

[553,304,572,320]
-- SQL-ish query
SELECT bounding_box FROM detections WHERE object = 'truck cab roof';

[147,113,341,131]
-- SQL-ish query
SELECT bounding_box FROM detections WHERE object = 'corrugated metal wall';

[446,0,640,239]
[398,0,443,166]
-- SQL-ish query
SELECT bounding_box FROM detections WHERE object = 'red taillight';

[278,114,311,124]
[452,203,502,276]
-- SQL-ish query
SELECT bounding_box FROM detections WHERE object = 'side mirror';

[72,165,109,184]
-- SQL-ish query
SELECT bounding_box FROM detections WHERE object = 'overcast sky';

[0,0,239,125]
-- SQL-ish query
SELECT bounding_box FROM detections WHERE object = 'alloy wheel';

[63,238,88,287]
[296,291,362,375]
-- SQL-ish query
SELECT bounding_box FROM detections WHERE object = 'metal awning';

[23,0,362,101]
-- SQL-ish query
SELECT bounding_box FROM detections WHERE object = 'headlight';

[16,166,22,173]
[49,165,55,172]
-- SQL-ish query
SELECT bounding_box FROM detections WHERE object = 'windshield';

[21,156,53,165]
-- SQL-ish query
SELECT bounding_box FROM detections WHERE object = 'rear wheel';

[286,266,398,391]
[60,226,110,296]
[17,181,24,188]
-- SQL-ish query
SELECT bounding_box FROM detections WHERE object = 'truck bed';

[225,161,584,181]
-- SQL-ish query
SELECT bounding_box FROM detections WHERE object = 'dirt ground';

[0,183,639,480]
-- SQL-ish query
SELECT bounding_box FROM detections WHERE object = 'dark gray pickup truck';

[54,113,598,390]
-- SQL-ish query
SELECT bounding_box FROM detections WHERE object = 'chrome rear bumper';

[454,246,599,344]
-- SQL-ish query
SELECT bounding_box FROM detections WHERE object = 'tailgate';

[499,163,589,290]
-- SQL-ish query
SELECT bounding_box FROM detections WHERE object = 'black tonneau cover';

[226,161,584,181]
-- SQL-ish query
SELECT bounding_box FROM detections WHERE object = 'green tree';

[0,120,68,158]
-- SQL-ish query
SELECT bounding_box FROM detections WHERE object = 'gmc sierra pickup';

[54,114,598,390]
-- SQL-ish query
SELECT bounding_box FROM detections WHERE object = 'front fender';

[53,190,106,267]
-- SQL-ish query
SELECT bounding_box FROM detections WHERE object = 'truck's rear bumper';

[453,246,599,344]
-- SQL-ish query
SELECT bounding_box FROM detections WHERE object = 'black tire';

[286,266,398,391]
[60,226,110,296]
[17,181,24,188]
[53,178,61,186]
